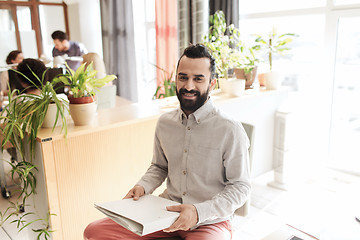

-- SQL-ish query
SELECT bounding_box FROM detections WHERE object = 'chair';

[234,122,255,217]
[82,53,107,79]
[45,67,65,94]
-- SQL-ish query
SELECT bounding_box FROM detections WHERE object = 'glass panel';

[17,6,32,31]
[239,15,325,90]
[0,8,17,67]
[329,16,360,174]
[334,0,360,5]
[17,6,37,58]
[38,5,65,60]
[239,0,326,14]
[240,14,330,165]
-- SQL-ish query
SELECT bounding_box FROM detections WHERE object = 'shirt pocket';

[189,145,222,184]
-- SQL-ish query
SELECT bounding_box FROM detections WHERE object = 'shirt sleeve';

[79,43,88,55]
[193,122,251,223]
[136,120,168,194]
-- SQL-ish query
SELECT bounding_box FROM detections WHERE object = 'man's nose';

[184,79,195,90]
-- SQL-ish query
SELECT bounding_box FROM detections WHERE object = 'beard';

[176,87,210,114]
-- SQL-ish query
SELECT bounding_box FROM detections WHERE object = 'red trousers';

[84,218,232,240]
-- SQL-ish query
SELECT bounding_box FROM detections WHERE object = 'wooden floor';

[1,148,360,240]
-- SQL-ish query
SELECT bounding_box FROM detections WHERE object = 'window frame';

[0,0,69,57]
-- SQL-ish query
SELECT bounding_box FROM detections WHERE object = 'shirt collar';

[177,97,215,124]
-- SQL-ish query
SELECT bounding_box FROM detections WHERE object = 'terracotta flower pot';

[68,95,95,104]
[234,66,258,89]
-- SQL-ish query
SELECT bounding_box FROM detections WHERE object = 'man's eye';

[195,77,203,81]
[179,76,187,81]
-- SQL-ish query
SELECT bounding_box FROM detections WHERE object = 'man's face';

[176,56,216,115]
[53,39,69,52]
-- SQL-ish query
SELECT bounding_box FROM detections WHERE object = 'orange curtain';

[155,0,178,97]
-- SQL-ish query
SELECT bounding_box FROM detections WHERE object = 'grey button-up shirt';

[137,98,251,226]
[52,41,87,70]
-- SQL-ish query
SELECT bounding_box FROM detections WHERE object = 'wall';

[65,0,103,58]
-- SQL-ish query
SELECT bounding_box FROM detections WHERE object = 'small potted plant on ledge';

[254,27,298,90]
[233,44,262,89]
[53,62,116,126]
[202,10,243,94]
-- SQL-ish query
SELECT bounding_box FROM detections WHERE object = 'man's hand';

[163,204,198,232]
[123,185,145,200]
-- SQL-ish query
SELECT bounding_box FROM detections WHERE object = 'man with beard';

[84,44,251,240]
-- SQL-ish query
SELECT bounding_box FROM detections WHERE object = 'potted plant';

[254,27,298,89]
[0,66,68,238]
[1,68,68,161]
[152,65,176,100]
[202,10,244,94]
[53,62,116,126]
[233,43,262,89]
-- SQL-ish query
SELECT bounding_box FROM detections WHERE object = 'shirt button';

[184,149,187,153]
[187,127,190,130]
[183,192,186,196]
[183,170,186,175]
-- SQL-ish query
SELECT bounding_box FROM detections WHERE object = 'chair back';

[82,53,107,79]
[234,122,255,217]
[45,68,65,93]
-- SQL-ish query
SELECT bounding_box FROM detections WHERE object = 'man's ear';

[210,78,217,91]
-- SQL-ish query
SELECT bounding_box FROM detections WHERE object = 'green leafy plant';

[202,10,243,80]
[0,65,68,239]
[53,62,117,99]
[153,65,176,99]
[254,27,299,71]
[0,68,68,161]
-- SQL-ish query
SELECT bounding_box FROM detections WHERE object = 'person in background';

[0,50,24,92]
[83,44,251,240]
[51,30,87,71]
[16,58,47,95]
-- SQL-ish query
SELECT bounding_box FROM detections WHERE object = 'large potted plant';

[0,67,68,238]
[53,62,116,126]
[254,27,298,89]
[1,68,68,160]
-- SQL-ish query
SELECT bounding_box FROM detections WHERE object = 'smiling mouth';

[182,92,198,99]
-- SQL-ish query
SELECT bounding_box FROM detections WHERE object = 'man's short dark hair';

[177,44,216,80]
[6,50,22,65]
[16,58,47,89]
[51,30,68,41]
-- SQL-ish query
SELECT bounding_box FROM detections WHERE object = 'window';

[239,1,360,174]
[0,0,68,66]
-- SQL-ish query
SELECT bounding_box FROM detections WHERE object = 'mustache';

[179,88,200,95]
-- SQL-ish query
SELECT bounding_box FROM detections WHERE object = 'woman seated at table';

[0,50,24,93]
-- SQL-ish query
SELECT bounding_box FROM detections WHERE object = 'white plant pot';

[218,78,229,94]
[43,103,61,128]
[264,71,281,90]
[69,102,97,126]
[227,78,246,97]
